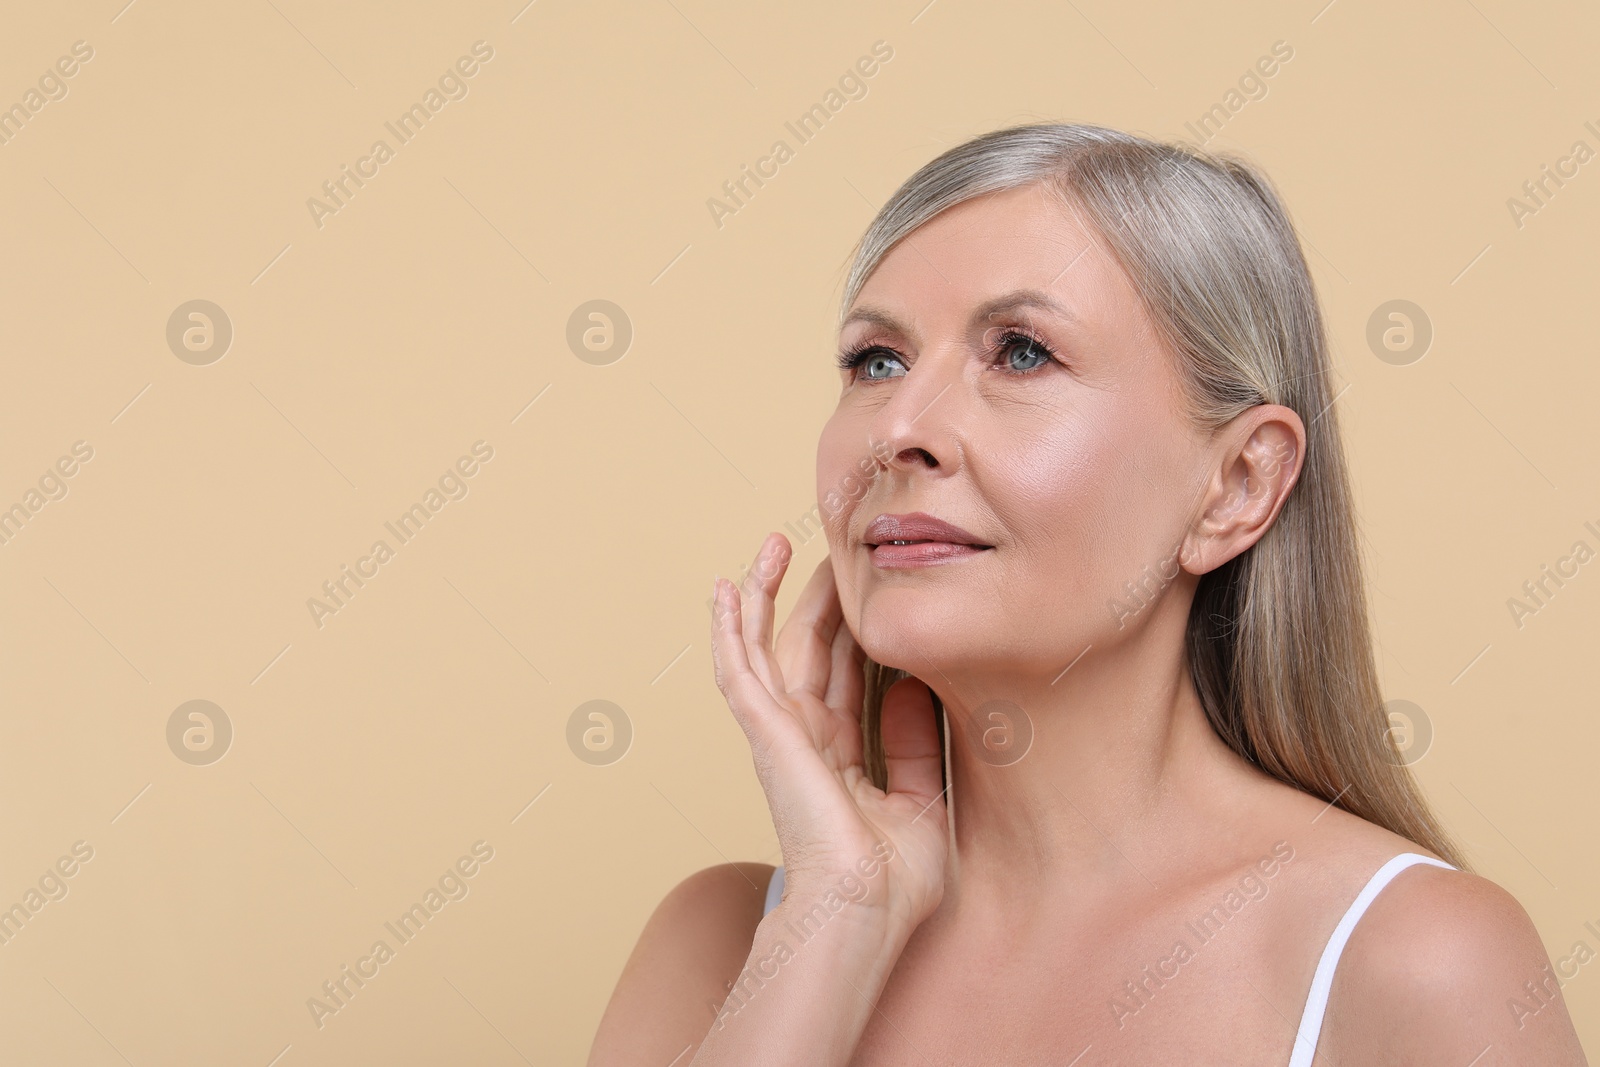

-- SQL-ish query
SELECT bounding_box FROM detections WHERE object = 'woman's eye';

[1000,335,1051,372]
[861,351,906,380]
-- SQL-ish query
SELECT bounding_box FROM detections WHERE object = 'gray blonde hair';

[843,122,1464,869]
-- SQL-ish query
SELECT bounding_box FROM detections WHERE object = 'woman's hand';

[710,531,949,934]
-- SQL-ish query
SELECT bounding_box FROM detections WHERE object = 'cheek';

[989,424,1119,591]
[815,414,865,545]
[985,409,1187,612]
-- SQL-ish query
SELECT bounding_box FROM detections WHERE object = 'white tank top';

[760,851,1455,1063]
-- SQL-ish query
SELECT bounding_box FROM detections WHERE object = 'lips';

[863,512,992,549]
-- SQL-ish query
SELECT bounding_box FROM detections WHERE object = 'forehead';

[846,182,1146,335]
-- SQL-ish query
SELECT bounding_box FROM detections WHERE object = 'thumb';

[879,676,944,805]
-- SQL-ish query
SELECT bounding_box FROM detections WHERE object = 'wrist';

[697,882,913,1062]
[764,888,914,965]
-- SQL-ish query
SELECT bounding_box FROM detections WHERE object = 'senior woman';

[588,123,1588,1065]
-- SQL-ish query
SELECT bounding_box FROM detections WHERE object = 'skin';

[587,183,1589,1066]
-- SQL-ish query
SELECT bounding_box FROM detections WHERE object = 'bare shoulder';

[1318,862,1589,1065]
[587,861,776,1066]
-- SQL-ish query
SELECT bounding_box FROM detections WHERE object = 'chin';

[853,602,973,672]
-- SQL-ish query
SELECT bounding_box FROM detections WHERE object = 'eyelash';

[835,328,1062,381]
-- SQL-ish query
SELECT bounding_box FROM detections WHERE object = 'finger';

[739,532,790,653]
[775,557,846,700]
[738,532,791,694]
[709,577,776,741]
[879,676,945,806]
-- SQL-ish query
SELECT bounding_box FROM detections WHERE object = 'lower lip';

[868,542,992,568]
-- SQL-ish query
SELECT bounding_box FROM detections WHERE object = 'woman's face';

[816,181,1216,684]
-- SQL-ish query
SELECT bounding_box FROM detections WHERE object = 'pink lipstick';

[863,512,993,568]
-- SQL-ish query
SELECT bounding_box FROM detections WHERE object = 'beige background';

[0,0,1596,1062]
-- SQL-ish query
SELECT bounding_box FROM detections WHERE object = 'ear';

[1181,404,1306,575]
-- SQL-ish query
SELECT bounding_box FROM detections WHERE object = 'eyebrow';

[840,288,1081,337]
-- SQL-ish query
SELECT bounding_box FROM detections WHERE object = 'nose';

[865,348,965,479]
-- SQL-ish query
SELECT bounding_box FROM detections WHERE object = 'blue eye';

[995,331,1053,372]
[861,350,906,380]
[835,345,905,380]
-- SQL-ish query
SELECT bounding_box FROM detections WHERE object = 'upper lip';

[864,512,992,548]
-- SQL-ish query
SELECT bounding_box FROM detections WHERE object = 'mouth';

[863,512,994,568]
[867,542,992,567]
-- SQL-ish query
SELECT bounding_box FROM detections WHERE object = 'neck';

[920,595,1258,916]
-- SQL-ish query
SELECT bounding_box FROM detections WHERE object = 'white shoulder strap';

[1286,852,1456,1067]
[763,864,785,917]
